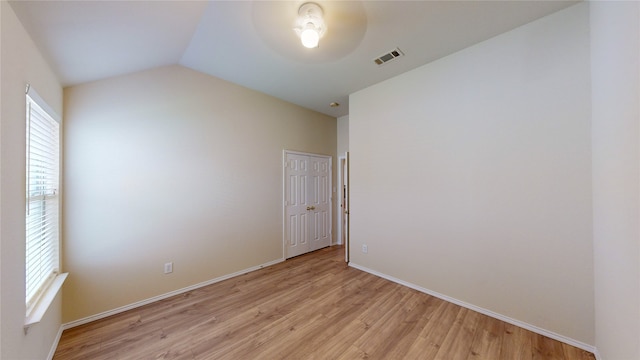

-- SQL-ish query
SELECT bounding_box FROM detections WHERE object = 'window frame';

[24,86,66,326]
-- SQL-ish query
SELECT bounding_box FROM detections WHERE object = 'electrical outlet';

[164,262,173,274]
[362,244,368,254]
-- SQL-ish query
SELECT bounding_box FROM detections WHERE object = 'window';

[25,89,60,315]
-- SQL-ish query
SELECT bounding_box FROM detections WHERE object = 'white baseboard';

[593,348,603,360]
[61,257,284,330]
[47,325,65,360]
[348,262,596,355]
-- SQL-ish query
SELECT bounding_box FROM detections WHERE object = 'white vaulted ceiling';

[9,0,578,117]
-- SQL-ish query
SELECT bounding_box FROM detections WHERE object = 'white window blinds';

[25,90,60,312]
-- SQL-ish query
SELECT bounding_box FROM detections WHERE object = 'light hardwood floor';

[54,246,595,360]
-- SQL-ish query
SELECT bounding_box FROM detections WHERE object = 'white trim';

[24,273,68,329]
[348,262,597,354]
[282,149,333,158]
[336,155,346,245]
[26,86,61,123]
[61,258,283,330]
[47,326,65,360]
[593,348,603,360]
[282,152,287,260]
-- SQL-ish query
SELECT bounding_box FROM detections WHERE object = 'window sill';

[24,273,68,331]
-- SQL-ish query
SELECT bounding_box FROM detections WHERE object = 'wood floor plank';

[348,287,417,358]
[434,307,481,360]
[377,292,441,359]
[53,246,595,360]
[500,322,534,360]
[467,314,504,360]
[533,333,567,359]
[285,276,390,358]
[403,300,462,359]
[562,343,598,360]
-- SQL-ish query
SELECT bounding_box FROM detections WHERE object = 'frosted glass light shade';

[295,3,325,49]
[300,24,320,48]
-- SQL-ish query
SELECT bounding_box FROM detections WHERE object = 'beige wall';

[349,3,594,345]
[62,65,336,322]
[591,2,640,359]
[1,1,64,358]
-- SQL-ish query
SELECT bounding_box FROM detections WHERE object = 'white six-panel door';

[284,152,331,259]
[285,153,310,258]
[308,155,331,252]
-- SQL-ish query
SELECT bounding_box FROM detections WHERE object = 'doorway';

[337,153,350,262]
[283,151,332,259]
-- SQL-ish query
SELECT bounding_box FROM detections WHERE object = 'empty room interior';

[1,0,639,359]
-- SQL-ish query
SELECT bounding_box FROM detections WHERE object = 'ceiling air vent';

[374,48,404,66]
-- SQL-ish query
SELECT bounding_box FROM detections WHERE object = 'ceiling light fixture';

[295,2,326,49]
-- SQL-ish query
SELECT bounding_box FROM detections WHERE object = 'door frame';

[282,150,332,259]
[338,152,349,262]
[337,155,346,246]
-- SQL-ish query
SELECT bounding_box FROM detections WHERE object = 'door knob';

[306,206,316,211]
